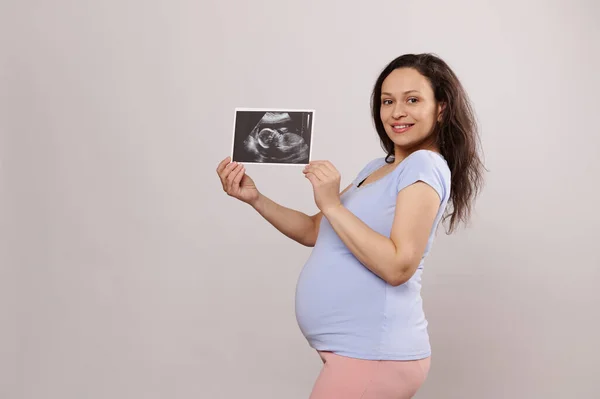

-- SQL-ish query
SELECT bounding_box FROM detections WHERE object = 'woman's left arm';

[304,160,441,286]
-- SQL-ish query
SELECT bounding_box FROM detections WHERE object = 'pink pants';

[309,351,431,399]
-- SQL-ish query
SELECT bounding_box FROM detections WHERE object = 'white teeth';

[393,124,412,129]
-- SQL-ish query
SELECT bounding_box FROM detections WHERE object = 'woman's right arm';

[250,183,351,247]
[217,156,351,247]
[249,193,322,247]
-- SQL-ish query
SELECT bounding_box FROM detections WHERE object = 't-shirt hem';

[334,350,431,361]
[310,344,431,361]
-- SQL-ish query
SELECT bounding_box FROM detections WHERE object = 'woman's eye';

[382,99,393,105]
[407,97,418,104]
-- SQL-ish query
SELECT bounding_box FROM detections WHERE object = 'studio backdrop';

[2,0,599,398]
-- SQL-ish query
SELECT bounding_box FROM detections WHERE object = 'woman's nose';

[392,105,406,118]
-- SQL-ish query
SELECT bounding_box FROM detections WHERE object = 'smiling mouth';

[391,123,414,133]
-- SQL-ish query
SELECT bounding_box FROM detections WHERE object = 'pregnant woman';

[216,53,484,398]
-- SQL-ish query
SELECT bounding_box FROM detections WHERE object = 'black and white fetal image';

[231,109,314,165]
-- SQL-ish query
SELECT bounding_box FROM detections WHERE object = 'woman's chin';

[387,131,435,151]
[387,135,413,147]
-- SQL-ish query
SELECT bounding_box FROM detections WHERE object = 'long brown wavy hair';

[371,53,485,233]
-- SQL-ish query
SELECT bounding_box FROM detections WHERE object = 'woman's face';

[379,67,443,153]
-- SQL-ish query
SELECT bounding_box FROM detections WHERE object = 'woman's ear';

[437,102,446,122]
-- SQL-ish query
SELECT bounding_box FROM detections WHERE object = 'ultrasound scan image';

[231,109,313,165]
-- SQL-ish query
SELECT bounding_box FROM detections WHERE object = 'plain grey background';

[2,0,599,398]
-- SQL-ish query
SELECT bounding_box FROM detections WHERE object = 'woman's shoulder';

[395,149,451,200]
[401,149,450,175]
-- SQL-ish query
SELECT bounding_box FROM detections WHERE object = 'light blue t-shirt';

[294,149,451,360]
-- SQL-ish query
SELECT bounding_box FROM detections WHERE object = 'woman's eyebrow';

[381,90,421,96]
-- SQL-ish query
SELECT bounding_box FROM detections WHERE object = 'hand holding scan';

[303,160,342,214]
[216,157,259,205]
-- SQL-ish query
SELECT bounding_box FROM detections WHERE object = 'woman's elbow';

[298,231,317,247]
[384,259,419,286]
[300,239,316,247]
[386,273,410,287]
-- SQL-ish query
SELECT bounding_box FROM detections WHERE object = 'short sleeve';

[352,157,386,186]
[396,150,449,202]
